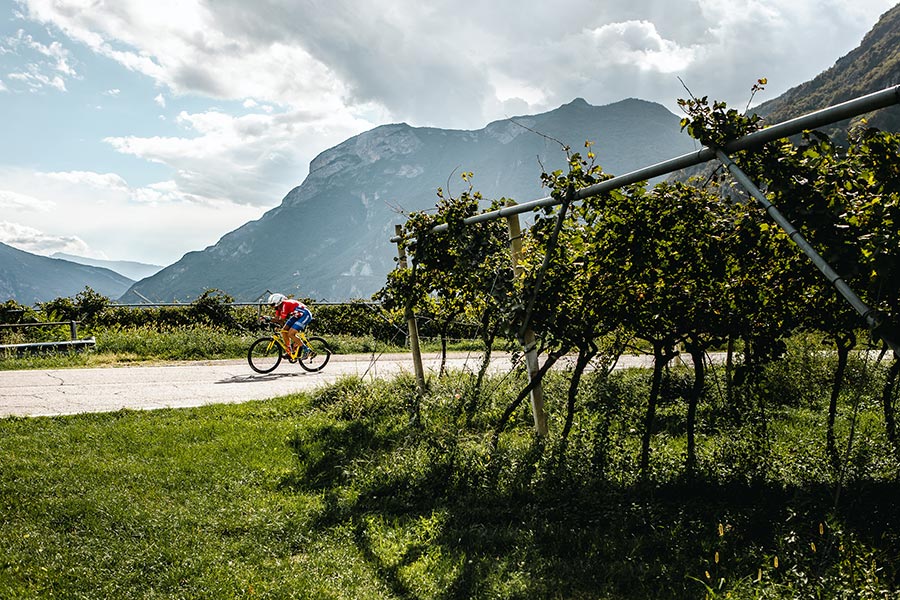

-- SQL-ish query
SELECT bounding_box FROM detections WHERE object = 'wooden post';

[395,225,427,395]
[505,202,548,436]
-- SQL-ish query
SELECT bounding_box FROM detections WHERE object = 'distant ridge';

[51,252,164,282]
[1,242,134,303]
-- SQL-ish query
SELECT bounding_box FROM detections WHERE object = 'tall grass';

[1,343,899,598]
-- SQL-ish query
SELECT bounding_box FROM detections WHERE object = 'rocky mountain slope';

[754,3,900,134]
[121,98,698,302]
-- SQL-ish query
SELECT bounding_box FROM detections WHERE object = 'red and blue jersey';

[275,299,302,320]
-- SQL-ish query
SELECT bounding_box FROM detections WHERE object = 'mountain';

[121,98,698,303]
[754,3,900,134]
[51,252,163,281]
[0,243,134,304]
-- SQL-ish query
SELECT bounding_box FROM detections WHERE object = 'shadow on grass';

[279,418,900,599]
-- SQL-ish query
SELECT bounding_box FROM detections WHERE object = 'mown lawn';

[1,364,899,599]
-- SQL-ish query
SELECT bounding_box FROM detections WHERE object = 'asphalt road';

[0,352,516,418]
[0,352,660,419]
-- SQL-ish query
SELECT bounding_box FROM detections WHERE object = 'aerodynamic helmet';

[267,293,287,307]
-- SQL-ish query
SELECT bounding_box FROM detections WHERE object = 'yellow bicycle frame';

[267,329,312,360]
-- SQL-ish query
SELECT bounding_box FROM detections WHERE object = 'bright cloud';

[0,221,94,257]
[0,188,54,211]
[5,28,75,75]
[1,27,77,91]
[103,106,370,206]
[586,21,697,73]
[8,69,66,91]
[16,0,346,110]
[43,170,130,191]
[0,166,262,263]
[11,0,899,122]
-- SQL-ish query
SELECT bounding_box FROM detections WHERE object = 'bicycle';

[247,317,333,374]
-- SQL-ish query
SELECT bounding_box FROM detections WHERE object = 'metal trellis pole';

[716,149,900,358]
[506,201,548,436]
[395,225,427,395]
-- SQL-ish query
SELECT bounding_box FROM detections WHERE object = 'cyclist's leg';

[287,320,305,355]
[280,321,295,353]
[291,309,313,353]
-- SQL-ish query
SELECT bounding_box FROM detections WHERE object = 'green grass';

[1,355,899,598]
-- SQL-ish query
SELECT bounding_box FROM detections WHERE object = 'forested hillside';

[755,3,900,134]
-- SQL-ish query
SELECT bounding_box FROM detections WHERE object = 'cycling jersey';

[275,299,301,320]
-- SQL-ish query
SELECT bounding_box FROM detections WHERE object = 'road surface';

[0,352,659,418]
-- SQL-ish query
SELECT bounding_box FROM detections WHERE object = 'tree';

[376,174,512,417]
[527,147,628,443]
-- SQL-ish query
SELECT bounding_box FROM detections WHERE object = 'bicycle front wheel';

[248,336,282,374]
[298,336,332,372]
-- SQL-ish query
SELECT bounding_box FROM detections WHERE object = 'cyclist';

[267,293,313,358]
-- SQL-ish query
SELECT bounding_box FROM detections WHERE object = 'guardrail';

[0,321,96,355]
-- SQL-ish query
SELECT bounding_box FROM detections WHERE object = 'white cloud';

[17,0,345,110]
[43,170,130,192]
[0,166,263,264]
[5,28,75,75]
[1,27,77,91]
[104,88,120,96]
[154,92,165,107]
[0,188,54,211]
[8,69,67,92]
[0,221,94,257]
[11,0,899,121]
[103,106,370,206]
[586,21,697,73]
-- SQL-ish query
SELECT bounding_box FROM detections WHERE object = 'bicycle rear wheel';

[298,336,332,372]
[248,336,282,374]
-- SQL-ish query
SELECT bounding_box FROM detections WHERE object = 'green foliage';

[381,93,900,477]
[189,288,235,327]
[74,287,110,324]
[677,84,765,147]
[93,325,256,360]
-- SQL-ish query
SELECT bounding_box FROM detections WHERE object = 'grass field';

[1,344,899,598]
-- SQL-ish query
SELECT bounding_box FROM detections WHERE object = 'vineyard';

[377,88,898,470]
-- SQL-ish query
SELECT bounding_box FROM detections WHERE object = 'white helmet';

[267,293,287,307]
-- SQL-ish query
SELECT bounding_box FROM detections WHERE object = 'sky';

[1,0,897,268]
